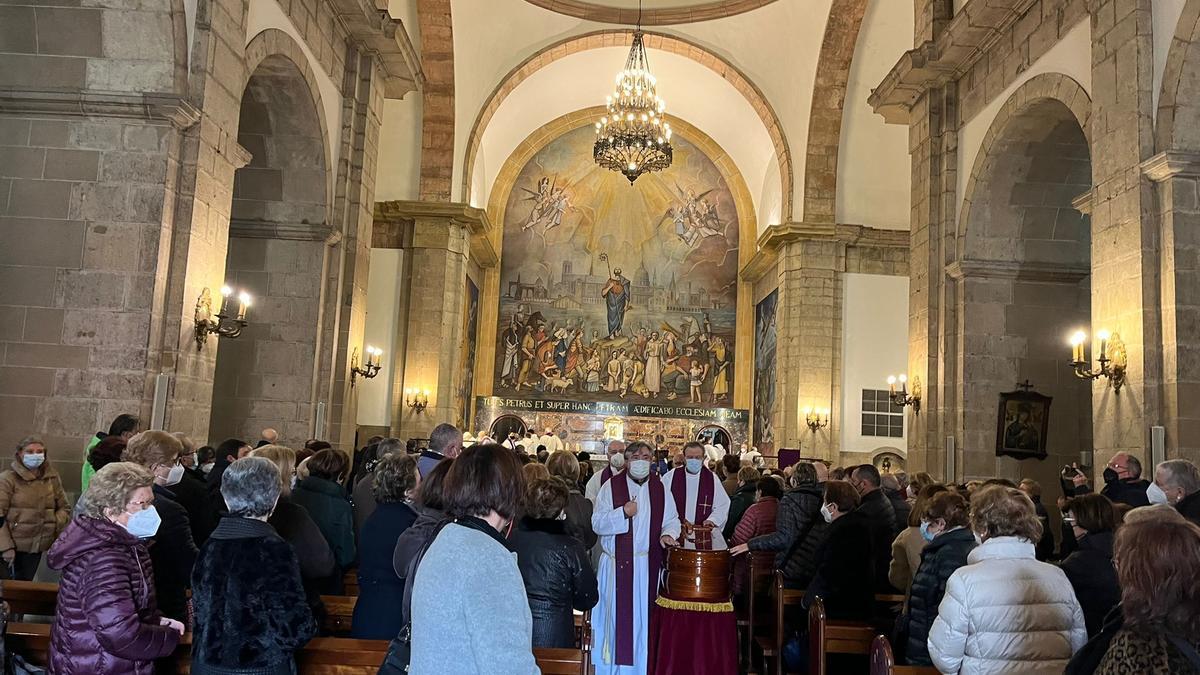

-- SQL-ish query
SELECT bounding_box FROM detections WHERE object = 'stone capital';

[373,200,497,265]
[1140,151,1200,183]
[331,0,424,98]
[0,89,201,128]
[945,258,1090,283]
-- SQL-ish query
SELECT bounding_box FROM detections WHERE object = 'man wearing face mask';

[1069,452,1151,507]
[0,435,70,580]
[591,441,682,675]
[662,441,731,543]
[585,439,627,503]
[122,430,199,626]
[847,464,898,593]
[1153,458,1200,523]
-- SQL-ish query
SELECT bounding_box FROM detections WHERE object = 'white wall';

[376,97,424,201]
[957,19,1091,220]
[839,273,910,455]
[1153,0,1188,117]
[837,0,913,229]
[358,249,405,426]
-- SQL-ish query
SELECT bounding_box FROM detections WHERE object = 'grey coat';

[409,521,539,675]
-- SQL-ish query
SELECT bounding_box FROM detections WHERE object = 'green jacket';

[291,476,356,569]
[80,433,103,494]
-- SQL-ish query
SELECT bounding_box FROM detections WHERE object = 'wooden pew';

[342,569,359,596]
[319,594,356,635]
[807,596,876,675]
[738,554,774,669]
[869,635,940,675]
[2,580,58,617]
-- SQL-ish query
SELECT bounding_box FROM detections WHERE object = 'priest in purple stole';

[592,441,681,674]
[586,440,628,503]
[661,441,731,536]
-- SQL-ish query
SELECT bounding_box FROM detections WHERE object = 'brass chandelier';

[593,28,673,184]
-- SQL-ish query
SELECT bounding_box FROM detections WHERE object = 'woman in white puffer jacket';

[928,484,1087,674]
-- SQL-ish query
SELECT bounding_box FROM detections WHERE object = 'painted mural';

[458,278,480,428]
[493,124,739,407]
[753,289,778,453]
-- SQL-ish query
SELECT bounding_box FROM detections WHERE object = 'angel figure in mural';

[661,184,722,248]
[520,176,577,235]
[520,177,553,230]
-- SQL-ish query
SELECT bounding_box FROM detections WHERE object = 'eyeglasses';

[126,498,155,511]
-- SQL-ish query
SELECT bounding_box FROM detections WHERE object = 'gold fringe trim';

[655,596,734,613]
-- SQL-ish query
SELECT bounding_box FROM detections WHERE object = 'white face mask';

[685,458,703,474]
[1147,482,1169,505]
[609,453,626,469]
[819,503,833,523]
[629,459,651,480]
[200,462,215,474]
[162,463,185,487]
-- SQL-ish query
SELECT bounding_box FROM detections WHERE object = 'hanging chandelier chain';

[593,3,672,184]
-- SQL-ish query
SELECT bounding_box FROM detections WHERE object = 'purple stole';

[600,466,614,485]
[609,473,666,666]
[671,468,716,524]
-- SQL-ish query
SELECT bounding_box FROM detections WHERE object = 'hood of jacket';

[47,516,138,570]
[926,525,976,553]
[10,459,58,482]
[785,481,824,501]
[296,475,348,499]
[967,535,1034,564]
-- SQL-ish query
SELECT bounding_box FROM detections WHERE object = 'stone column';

[373,201,488,440]
[1084,0,1160,467]
[1143,151,1200,461]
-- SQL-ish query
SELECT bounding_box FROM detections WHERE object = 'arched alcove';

[209,53,330,445]
[955,92,1092,485]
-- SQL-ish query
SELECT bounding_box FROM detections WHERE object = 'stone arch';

[462,30,793,220]
[418,0,455,201]
[209,44,332,445]
[951,73,1093,484]
[957,73,1092,261]
[1156,0,1200,153]
[242,29,333,205]
[871,448,905,473]
[804,0,869,224]
[520,0,777,25]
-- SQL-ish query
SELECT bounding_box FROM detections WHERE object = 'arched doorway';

[209,53,329,445]
[956,91,1092,488]
[489,414,529,442]
[696,424,732,452]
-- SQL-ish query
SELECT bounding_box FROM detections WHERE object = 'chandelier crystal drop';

[593,30,673,184]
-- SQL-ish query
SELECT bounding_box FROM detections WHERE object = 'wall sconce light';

[405,388,430,413]
[350,346,383,385]
[804,407,830,433]
[886,374,922,415]
[194,285,251,349]
[1068,329,1126,392]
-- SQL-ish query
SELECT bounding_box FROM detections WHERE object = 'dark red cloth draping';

[649,601,738,675]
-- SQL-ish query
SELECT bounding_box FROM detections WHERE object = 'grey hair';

[15,436,44,453]
[373,453,419,504]
[1158,459,1200,494]
[790,462,818,488]
[429,423,462,454]
[220,457,282,517]
[1125,455,1142,478]
[377,437,405,457]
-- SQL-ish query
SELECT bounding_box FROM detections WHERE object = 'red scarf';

[609,474,665,666]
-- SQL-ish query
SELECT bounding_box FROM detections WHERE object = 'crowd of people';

[1,414,1199,674]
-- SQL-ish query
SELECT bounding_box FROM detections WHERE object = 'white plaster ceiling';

[472,46,782,229]
[434,0,916,232]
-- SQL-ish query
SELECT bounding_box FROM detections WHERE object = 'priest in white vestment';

[592,441,681,675]
[662,441,731,532]
[585,439,628,503]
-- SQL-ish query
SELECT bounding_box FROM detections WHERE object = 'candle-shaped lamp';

[1097,329,1110,361]
[366,346,376,367]
[1070,330,1086,364]
[898,374,908,395]
[236,292,251,321]
[219,285,233,316]
[887,375,897,395]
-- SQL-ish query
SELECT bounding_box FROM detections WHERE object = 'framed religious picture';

[995,387,1052,460]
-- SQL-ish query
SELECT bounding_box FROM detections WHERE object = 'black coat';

[171,472,213,545]
[1074,478,1150,508]
[747,482,825,587]
[885,489,911,537]
[562,489,597,550]
[803,510,875,622]
[269,494,336,604]
[903,527,976,666]
[1177,490,1200,524]
[393,506,446,579]
[1059,530,1120,637]
[1032,497,1056,561]
[1064,604,1124,675]
[191,517,317,674]
[351,502,419,639]
[857,489,898,592]
[507,518,598,649]
[148,485,198,624]
[723,481,758,541]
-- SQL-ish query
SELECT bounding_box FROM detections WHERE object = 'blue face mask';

[919,520,937,542]
[685,458,703,475]
[21,454,44,470]
[122,506,161,539]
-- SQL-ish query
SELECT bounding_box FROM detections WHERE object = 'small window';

[861,389,904,438]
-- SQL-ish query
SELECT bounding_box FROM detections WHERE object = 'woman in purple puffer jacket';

[46,462,183,674]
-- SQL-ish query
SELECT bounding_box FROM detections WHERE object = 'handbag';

[377,519,452,675]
